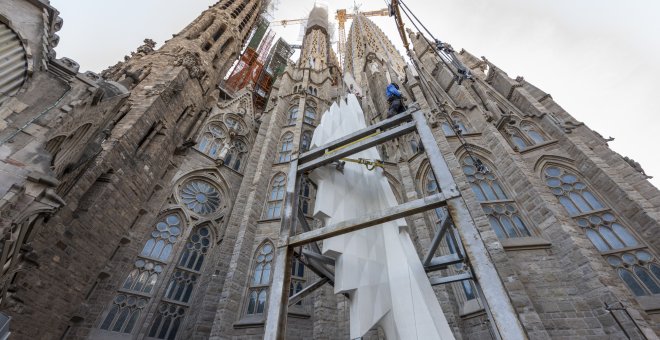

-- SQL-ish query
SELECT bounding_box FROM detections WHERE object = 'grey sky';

[52,0,660,187]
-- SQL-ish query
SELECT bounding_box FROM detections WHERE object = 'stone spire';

[299,3,340,71]
[344,14,407,86]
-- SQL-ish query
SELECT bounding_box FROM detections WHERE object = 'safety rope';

[340,157,384,171]
[324,130,385,171]
[385,0,488,173]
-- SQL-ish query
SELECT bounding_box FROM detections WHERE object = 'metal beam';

[264,160,300,340]
[429,272,472,285]
[302,249,336,266]
[297,208,321,255]
[288,277,330,306]
[413,109,527,339]
[424,254,463,272]
[288,193,449,247]
[298,254,336,283]
[412,110,460,198]
[423,216,451,266]
[297,104,418,164]
[297,121,417,173]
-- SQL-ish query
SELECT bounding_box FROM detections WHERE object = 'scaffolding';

[253,38,293,109]
[262,105,528,340]
[225,18,274,94]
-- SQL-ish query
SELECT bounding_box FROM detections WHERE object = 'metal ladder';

[263,104,527,340]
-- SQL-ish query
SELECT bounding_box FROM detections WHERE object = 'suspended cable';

[386,0,487,172]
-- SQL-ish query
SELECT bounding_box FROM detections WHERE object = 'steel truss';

[264,104,528,340]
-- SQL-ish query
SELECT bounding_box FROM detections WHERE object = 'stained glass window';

[224,140,248,172]
[122,259,162,294]
[99,294,148,334]
[521,122,546,144]
[247,242,274,315]
[148,303,186,339]
[301,131,312,152]
[423,169,476,302]
[140,214,183,261]
[288,107,298,125]
[100,213,185,334]
[289,258,306,306]
[607,252,660,296]
[461,157,531,238]
[299,178,313,216]
[180,180,222,215]
[544,165,659,297]
[544,167,604,216]
[304,103,316,125]
[265,174,286,219]
[196,124,226,158]
[278,133,294,163]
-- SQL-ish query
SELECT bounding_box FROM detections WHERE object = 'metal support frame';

[263,106,528,340]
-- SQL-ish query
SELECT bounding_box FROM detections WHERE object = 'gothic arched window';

[543,165,660,297]
[278,132,294,163]
[140,214,184,261]
[410,137,423,155]
[509,128,529,150]
[147,225,213,339]
[300,131,312,152]
[246,241,275,315]
[304,102,316,125]
[462,157,532,239]
[289,258,306,306]
[288,106,298,125]
[196,123,226,159]
[422,168,476,303]
[299,178,315,216]
[147,303,186,339]
[502,120,548,151]
[264,174,286,219]
[100,213,184,334]
[99,294,148,334]
[521,122,546,144]
[543,166,603,216]
[224,139,248,172]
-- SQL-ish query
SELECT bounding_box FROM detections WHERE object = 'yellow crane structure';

[270,18,307,28]
[270,7,389,68]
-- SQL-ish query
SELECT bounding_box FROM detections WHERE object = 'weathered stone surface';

[0,2,658,340]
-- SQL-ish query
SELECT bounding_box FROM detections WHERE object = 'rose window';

[180,180,221,215]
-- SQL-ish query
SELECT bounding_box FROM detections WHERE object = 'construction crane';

[270,7,389,68]
[336,8,389,68]
[270,18,307,28]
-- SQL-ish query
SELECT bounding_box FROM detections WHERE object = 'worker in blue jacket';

[386,82,406,118]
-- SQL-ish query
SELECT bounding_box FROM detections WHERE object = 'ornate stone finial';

[136,38,157,55]
[623,156,652,179]
[173,51,204,79]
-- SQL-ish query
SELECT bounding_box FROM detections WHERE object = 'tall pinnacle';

[344,14,407,85]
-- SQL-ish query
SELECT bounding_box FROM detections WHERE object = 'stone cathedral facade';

[0,1,659,339]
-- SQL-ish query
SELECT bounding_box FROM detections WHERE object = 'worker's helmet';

[391,82,399,90]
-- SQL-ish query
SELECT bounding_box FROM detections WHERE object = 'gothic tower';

[201,4,345,338]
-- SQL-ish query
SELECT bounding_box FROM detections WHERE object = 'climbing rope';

[340,157,385,171]
[324,130,385,171]
[385,0,488,173]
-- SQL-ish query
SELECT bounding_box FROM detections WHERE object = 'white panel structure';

[309,94,455,340]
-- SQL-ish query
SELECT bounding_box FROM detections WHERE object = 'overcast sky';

[52,0,659,187]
